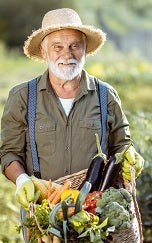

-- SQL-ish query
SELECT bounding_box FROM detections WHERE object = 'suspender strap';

[99,81,108,154]
[28,78,41,179]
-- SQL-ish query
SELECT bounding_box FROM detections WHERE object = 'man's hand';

[16,173,40,210]
[122,146,144,181]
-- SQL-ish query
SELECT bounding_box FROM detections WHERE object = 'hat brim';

[24,24,106,61]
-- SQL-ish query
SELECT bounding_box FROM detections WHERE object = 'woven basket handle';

[124,166,143,243]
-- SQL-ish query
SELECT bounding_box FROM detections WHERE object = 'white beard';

[47,55,85,81]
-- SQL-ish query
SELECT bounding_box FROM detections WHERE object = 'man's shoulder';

[85,71,119,99]
[11,81,28,95]
[92,77,120,103]
[96,78,114,90]
[10,77,38,95]
[93,77,118,96]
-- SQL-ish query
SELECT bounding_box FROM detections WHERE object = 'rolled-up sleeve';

[0,87,27,173]
[107,87,130,155]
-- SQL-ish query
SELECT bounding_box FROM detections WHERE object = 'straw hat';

[24,8,106,61]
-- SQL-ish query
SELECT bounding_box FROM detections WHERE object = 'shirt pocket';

[79,119,101,153]
[35,119,56,155]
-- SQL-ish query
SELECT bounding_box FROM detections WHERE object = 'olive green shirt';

[0,69,130,180]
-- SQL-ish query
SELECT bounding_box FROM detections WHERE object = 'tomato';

[84,191,102,214]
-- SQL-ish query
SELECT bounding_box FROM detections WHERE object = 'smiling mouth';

[58,63,76,68]
[59,63,76,65]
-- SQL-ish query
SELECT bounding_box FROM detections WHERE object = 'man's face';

[41,29,86,80]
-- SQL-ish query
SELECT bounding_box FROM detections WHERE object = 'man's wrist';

[16,173,30,186]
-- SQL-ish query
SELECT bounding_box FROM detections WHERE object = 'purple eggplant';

[99,142,133,191]
[99,155,120,191]
[79,133,105,192]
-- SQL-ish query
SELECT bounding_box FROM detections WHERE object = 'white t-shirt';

[59,97,74,116]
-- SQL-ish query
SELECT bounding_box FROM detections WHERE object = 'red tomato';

[84,191,102,214]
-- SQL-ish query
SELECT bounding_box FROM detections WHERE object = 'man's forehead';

[47,29,84,41]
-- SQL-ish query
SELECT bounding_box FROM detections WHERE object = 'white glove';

[16,173,37,210]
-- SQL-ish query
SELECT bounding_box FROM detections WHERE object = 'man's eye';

[53,45,62,50]
[71,44,79,49]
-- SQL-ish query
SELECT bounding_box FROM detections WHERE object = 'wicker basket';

[54,169,143,243]
[54,169,87,189]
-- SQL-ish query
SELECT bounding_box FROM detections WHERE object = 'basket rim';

[54,169,87,183]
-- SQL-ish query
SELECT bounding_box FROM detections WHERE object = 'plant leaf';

[97,217,108,229]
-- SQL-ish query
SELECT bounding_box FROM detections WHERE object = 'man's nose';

[62,47,73,59]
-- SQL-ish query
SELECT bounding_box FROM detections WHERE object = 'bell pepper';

[61,189,79,203]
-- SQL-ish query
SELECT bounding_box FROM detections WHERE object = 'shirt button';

[65,169,69,174]
[66,145,70,150]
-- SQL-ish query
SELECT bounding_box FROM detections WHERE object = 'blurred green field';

[0,42,152,242]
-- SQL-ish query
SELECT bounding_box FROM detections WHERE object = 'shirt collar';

[81,70,96,91]
[38,69,96,93]
[38,69,51,92]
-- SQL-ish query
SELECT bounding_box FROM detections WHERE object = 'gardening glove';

[16,173,40,210]
[122,146,144,181]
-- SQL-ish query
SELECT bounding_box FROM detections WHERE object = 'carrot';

[26,211,31,240]
[58,206,75,219]
[52,182,62,190]
[38,238,42,243]
[53,236,61,243]
[49,234,54,240]
[58,203,88,219]
[26,227,31,241]
[51,180,71,205]
[41,235,53,243]
[67,206,75,217]
[47,189,58,203]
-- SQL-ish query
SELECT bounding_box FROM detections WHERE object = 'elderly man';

[0,8,143,240]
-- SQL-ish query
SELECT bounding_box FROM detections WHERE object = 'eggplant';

[78,133,105,192]
[99,155,120,191]
[99,142,133,191]
[87,156,105,192]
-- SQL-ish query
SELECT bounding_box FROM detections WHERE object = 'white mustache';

[56,58,78,65]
